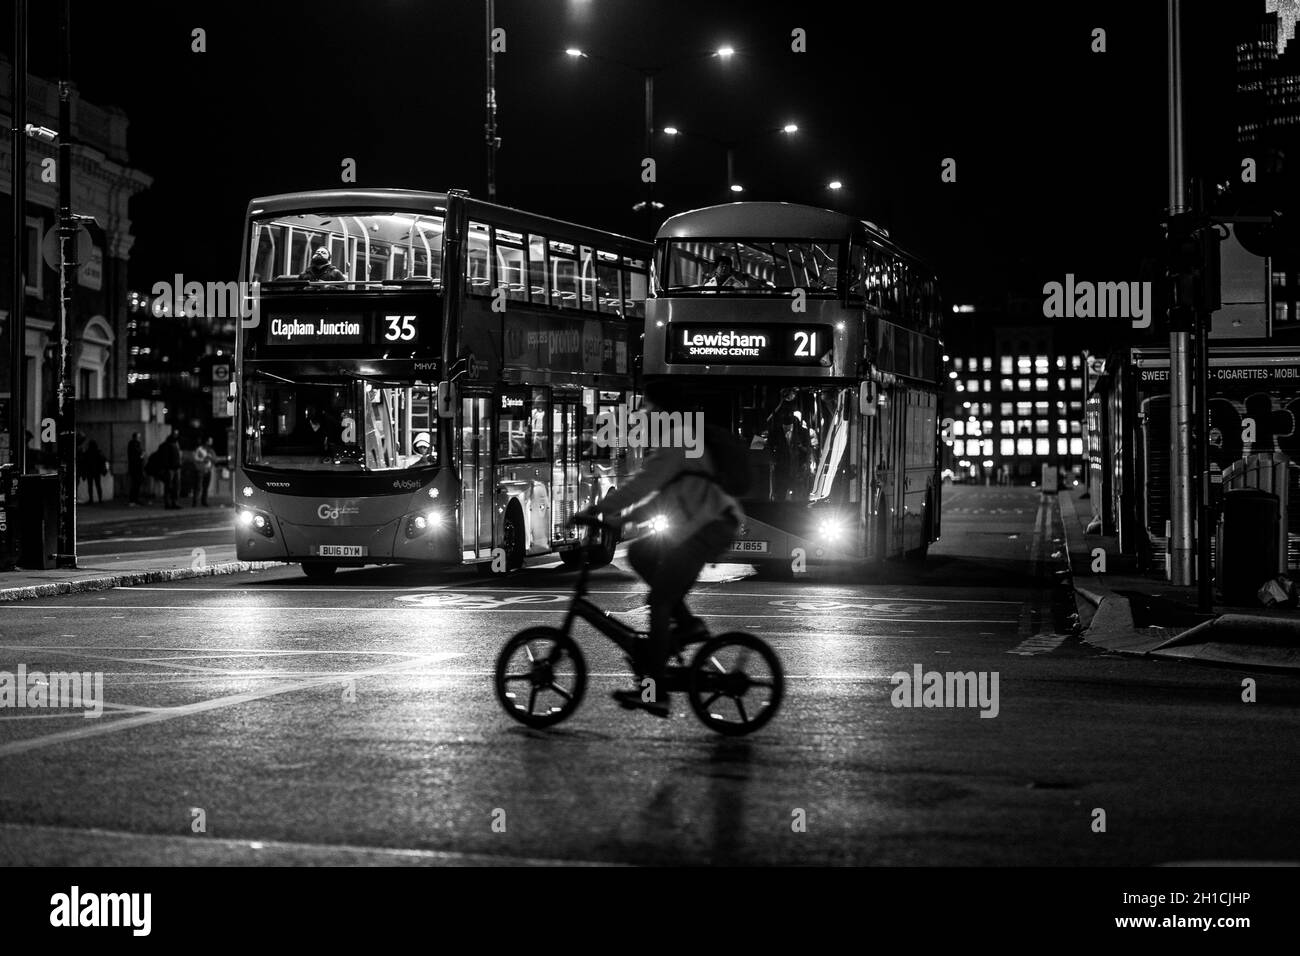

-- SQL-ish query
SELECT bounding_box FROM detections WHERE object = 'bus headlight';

[817,518,844,542]
[237,507,275,538]
[406,509,445,538]
[426,487,440,500]
[649,515,670,535]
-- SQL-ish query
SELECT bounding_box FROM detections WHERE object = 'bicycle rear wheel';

[687,632,784,736]
[495,627,587,728]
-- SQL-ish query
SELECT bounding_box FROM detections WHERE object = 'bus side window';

[551,244,578,308]
[578,246,597,311]
[622,260,647,318]
[596,251,620,315]
[494,227,528,302]
[467,221,491,293]
[528,234,548,306]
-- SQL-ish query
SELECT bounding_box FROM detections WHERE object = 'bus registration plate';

[318,545,367,557]
[730,540,769,554]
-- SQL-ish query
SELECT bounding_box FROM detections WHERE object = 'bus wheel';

[301,561,338,581]
[502,502,526,572]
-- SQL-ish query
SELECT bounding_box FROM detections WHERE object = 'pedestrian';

[193,436,216,506]
[162,432,182,509]
[127,432,144,505]
[82,439,108,504]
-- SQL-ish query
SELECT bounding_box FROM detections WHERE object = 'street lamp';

[563,45,739,212]
[827,179,844,191]
[658,123,801,197]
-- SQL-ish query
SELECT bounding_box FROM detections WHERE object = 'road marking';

[1,606,1019,623]
[1008,633,1071,656]
[0,652,461,760]
[0,822,627,867]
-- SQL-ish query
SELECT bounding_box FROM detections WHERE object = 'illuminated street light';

[564,48,586,58]
[662,126,680,135]
[827,179,844,190]
[730,183,744,193]
[782,123,798,134]
[715,46,735,58]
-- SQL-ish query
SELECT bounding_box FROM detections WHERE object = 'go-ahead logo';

[317,502,361,520]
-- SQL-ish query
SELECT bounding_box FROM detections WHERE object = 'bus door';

[870,384,902,559]
[459,395,494,559]
[551,399,580,540]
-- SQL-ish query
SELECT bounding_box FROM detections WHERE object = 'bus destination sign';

[670,324,832,366]
[266,313,366,344]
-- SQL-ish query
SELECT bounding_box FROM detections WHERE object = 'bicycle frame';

[559,559,641,657]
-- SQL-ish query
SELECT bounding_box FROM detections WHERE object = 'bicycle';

[493,515,784,736]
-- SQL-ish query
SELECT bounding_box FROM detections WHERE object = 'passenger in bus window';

[703,257,746,289]
[299,246,346,282]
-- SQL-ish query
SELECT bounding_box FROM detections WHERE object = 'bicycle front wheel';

[495,627,587,728]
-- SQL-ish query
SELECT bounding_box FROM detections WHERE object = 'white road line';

[0,652,461,759]
[2,606,1019,623]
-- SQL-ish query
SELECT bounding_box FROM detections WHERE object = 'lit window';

[1057,438,1069,455]
[969,357,978,370]
[982,439,994,456]
[983,379,992,392]
[1057,419,1068,434]
[1069,377,1083,390]
[1000,357,1013,374]
[1000,420,1015,435]
[1017,357,1031,372]
[953,440,965,455]
[967,379,979,392]
[1071,421,1082,434]
[1035,356,1049,373]
[1036,438,1050,455]
[1055,356,1066,369]
[954,420,965,436]
[982,357,992,372]
[1000,438,1015,456]
[954,358,964,371]
[1035,378,1048,391]
[1071,356,1082,370]
[1057,377,1066,391]
[1069,402,1082,413]
[1035,402,1049,414]
[1018,378,1031,391]
[1016,403,1032,417]
[1001,378,1014,391]
[982,403,993,415]
[1056,401,1067,414]
[1070,437,1084,455]
[1036,419,1049,434]
[1001,403,1014,416]
[983,420,994,434]
[1017,438,1033,455]
[955,382,965,391]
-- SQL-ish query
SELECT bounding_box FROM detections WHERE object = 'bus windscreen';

[249,211,445,285]
[660,239,841,294]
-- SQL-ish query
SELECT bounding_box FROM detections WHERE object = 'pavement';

[1057,486,1300,671]
[0,498,270,602]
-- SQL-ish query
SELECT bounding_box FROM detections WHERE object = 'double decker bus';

[233,188,652,578]
[644,202,943,570]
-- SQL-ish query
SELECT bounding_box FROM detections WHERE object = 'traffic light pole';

[55,0,77,568]
[1195,306,1213,613]
[1166,0,1195,587]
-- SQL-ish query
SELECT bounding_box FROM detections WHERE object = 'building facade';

[0,57,152,466]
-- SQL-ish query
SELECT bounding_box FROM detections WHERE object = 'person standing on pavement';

[192,436,216,507]
[82,439,108,504]
[127,432,144,505]
[163,432,182,509]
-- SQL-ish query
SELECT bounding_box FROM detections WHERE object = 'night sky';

[17,1,1253,303]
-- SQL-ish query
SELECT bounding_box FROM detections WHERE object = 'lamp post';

[659,122,800,196]
[54,0,77,567]
[9,0,27,474]
[563,45,737,213]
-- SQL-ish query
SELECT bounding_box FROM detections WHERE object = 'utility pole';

[55,0,77,568]
[8,0,27,473]
[485,0,496,199]
[1166,0,1193,587]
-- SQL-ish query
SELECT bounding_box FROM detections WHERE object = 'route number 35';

[384,314,417,341]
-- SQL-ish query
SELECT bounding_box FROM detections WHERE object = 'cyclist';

[582,381,742,717]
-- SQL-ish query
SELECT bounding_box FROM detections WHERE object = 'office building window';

[1035,377,1048,391]
[1057,377,1066,391]
[982,357,993,372]
[1035,355,1049,373]
[954,358,964,371]
[1000,420,1015,435]
[1000,438,1015,456]
[967,379,980,392]
[1069,377,1083,390]
[1018,378,1031,391]
[1000,356,1013,374]
[1070,437,1084,455]
[1017,438,1033,455]
[1057,438,1069,456]
[1036,438,1050,455]
[1001,378,1014,391]
[1055,355,1066,369]
[1001,403,1014,416]
[1017,356,1031,372]
[1035,419,1049,434]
